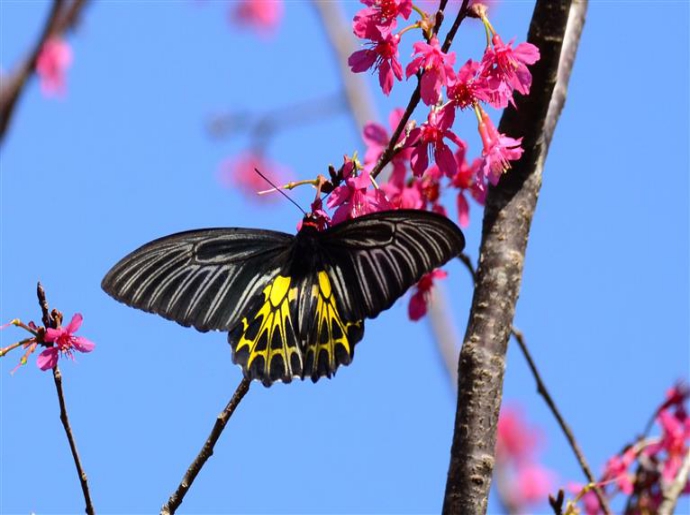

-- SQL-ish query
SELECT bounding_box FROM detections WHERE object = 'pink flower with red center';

[37,314,95,371]
[405,36,456,106]
[408,107,464,177]
[481,34,540,97]
[408,269,447,321]
[349,32,403,96]
[229,0,283,35]
[477,107,523,185]
[362,108,412,179]
[353,0,413,40]
[217,152,291,201]
[446,59,484,110]
[327,160,392,224]
[36,37,72,97]
[602,447,637,495]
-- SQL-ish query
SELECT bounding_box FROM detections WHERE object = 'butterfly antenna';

[254,168,308,216]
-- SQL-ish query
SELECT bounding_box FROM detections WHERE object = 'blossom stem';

[52,365,96,515]
[411,4,427,21]
[398,23,422,38]
[257,178,318,195]
[0,338,33,357]
[161,377,251,515]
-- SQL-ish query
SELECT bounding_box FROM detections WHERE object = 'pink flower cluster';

[494,405,556,510]
[568,382,690,514]
[348,1,538,188]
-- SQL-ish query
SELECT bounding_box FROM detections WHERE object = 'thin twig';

[161,377,251,515]
[36,283,95,515]
[52,366,96,515]
[511,329,611,514]
[0,0,90,147]
[658,447,690,515]
[456,254,611,513]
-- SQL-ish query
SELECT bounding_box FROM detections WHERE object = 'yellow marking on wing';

[235,275,300,378]
[317,271,331,298]
[309,272,358,374]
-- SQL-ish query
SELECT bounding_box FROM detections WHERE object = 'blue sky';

[1,1,688,514]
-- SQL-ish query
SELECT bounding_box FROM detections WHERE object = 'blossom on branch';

[327,157,392,224]
[408,107,465,178]
[353,0,412,40]
[36,37,72,97]
[481,34,540,97]
[37,314,95,371]
[477,107,523,185]
[408,269,447,321]
[349,32,403,96]
[405,36,456,106]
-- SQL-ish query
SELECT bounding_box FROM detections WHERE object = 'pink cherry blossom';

[217,152,291,201]
[36,38,72,97]
[408,269,447,321]
[408,107,464,177]
[481,34,540,96]
[353,0,413,40]
[380,178,424,210]
[230,0,283,35]
[405,36,456,106]
[446,59,484,110]
[451,153,485,228]
[37,314,95,371]
[327,162,392,224]
[602,447,637,495]
[497,405,541,464]
[349,32,403,96]
[513,463,555,504]
[362,108,411,179]
[645,408,690,483]
[477,108,523,185]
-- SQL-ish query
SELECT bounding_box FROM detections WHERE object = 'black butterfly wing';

[317,209,466,321]
[227,270,364,386]
[102,228,294,333]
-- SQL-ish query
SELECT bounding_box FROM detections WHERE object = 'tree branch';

[53,366,96,515]
[36,283,95,515]
[161,377,251,515]
[658,447,690,515]
[0,0,89,147]
[442,2,585,513]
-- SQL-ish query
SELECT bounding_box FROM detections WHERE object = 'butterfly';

[102,209,465,386]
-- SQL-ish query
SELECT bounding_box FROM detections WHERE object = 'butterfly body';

[102,210,465,386]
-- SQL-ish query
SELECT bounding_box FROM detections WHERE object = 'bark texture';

[442,2,578,513]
